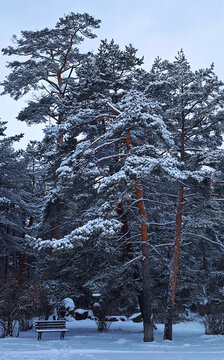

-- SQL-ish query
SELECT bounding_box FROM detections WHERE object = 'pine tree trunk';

[163,184,184,340]
[164,293,173,340]
[17,254,26,285]
[5,226,10,283]
[4,255,8,283]
[170,184,184,303]
[12,252,16,281]
[164,110,185,340]
[17,216,33,285]
[143,250,154,342]
[125,130,153,342]
[136,180,154,342]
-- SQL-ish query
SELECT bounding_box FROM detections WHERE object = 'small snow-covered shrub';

[74,309,89,320]
[92,300,111,331]
[203,313,224,335]
[105,315,127,322]
[95,318,111,331]
[129,312,143,323]
[59,298,75,318]
[63,298,75,312]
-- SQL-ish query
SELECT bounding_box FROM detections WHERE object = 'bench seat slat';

[35,322,66,324]
[35,325,66,327]
[36,329,69,332]
[36,324,65,328]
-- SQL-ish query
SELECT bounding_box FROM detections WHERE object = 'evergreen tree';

[32,39,145,315]
[145,51,224,340]
[1,13,101,126]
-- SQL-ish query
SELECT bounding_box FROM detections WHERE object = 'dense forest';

[0,12,223,341]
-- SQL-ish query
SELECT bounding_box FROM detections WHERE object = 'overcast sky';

[1,0,224,148]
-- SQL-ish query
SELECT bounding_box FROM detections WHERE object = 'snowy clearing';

[1,320,224,360]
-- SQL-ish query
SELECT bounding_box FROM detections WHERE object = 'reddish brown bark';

[135,180,148,256]
[124,128,153,342]
[57,136,63,144]
[125,132,131,153]
[135,179,154,342]
[28,216,33,227]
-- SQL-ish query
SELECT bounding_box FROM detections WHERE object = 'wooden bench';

[35,320,68,340]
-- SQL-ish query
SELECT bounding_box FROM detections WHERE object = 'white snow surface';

[1,320,224,360]
[75,309,89,315]
[62,298,75,311]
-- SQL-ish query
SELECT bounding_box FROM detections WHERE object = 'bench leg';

[38,332,42,340]
[60,331,65,340]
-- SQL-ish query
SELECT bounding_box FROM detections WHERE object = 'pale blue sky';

[1,0,224,148]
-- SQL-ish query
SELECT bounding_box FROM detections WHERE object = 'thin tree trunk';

[12,253,16,281]
[17,254,26,285]
[164,178,185,340]
[5,226,10,283]
[116,202,132,259]
[17,216,33,286]
[4,255,8,283]
[164,109,185,340]
[115,131,132,260]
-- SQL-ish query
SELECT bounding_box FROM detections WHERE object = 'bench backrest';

[35,320,66,330]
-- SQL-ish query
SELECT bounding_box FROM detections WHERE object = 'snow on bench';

[35,320,69,340]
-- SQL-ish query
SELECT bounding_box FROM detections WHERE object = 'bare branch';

[184,232,224,251]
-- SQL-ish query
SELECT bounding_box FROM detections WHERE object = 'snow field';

[0,320,224,360]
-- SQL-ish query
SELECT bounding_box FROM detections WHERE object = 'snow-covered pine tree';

[0,120,39,335]
[73,39,143,106]
[1,12,101,244]
[145,50,224,340]
[37,89,183,341]
[31,39,145,312]
[0,122,28,280]
[1,13,101,127]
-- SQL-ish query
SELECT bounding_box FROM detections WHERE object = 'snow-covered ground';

[1,319,224,360]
